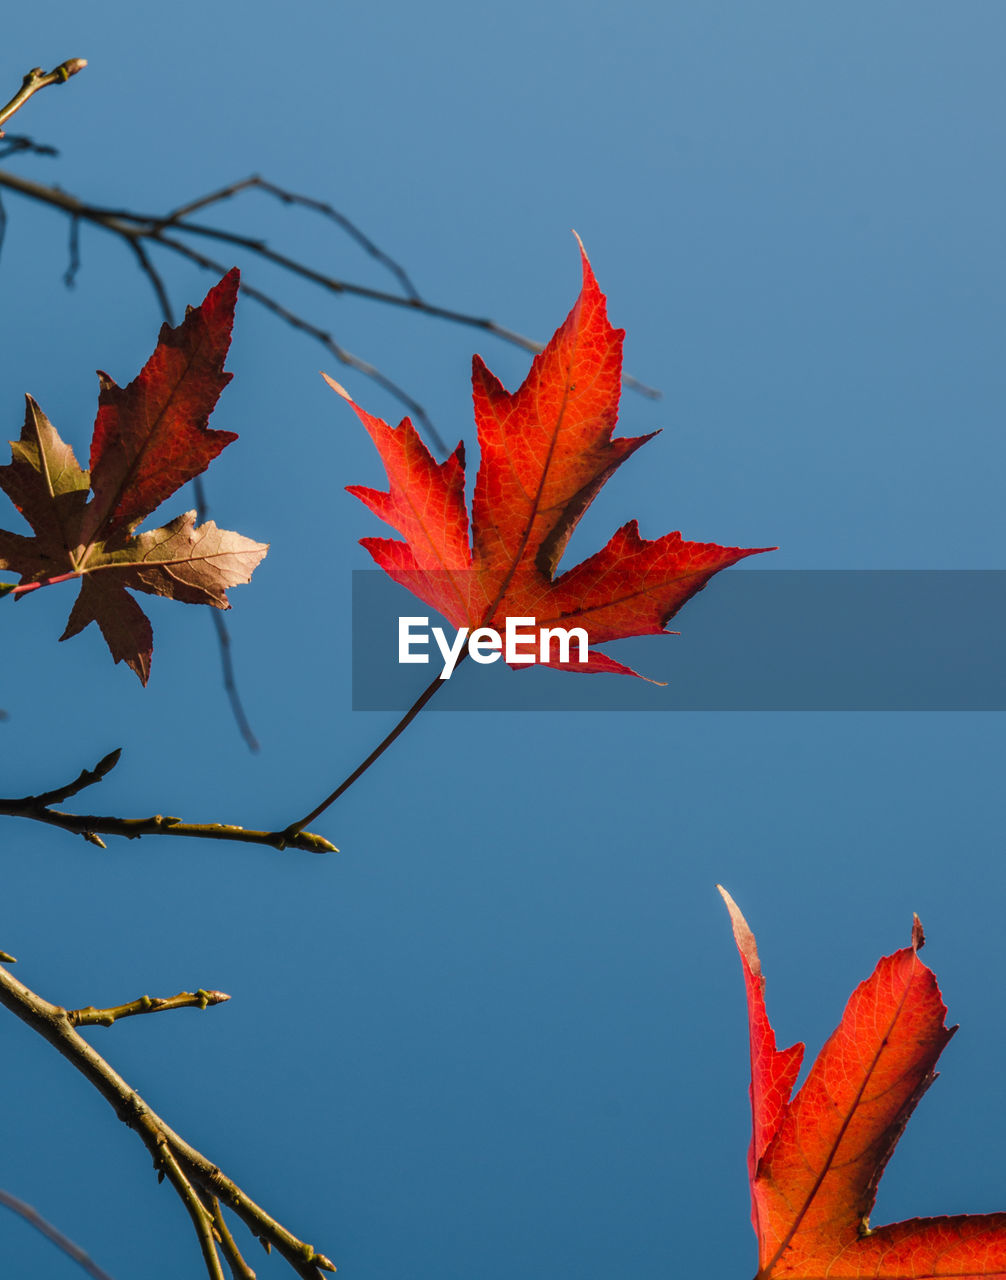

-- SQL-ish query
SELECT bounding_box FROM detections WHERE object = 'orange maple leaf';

[332,242,772,680]
[719,886,1006,1278]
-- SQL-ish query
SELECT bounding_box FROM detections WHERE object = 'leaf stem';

[10,569,82,596]
[0,60,87,135]
[283,661,463,838]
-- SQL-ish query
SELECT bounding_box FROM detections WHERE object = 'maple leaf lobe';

[85,267,241,540]
[0,397,91,580]
[722,890,1006,1279]
[340,244,772,680]
[62,575,153,684]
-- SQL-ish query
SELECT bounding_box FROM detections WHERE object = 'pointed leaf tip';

[912,913,925,952]
[718,885,761,977]
[571,230,598,289]
[321,372,352,401]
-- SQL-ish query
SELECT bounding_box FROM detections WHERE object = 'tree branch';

[0,133,58,161]
[0,60,87,135]
[0,959,336,1278]
[156,1144,227,1280]
[0,1188,116,1280]
[0,168,660,455]
[25,747,122,806]
[0,750,335,853]
[209,1195,258,1280]
[69,988,230,1028]
[165,174,422,300]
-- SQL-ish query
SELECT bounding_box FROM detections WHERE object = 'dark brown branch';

[0,168,446,447]
[28,747,122,806]
[206,606,261,753]
[0,750,335,853]
[0,134,59,160]
[64,212,81,286]
[125,234,173,324]
[0,169,660,449]
[0,1188,116,1280]
[166,173,421,299]
[147,229,449,451]
[0,960,336,1278]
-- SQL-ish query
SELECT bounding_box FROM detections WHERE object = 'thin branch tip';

[0,1188,115,1280]
[0,60,88,135]
[0,758,336,852]
[70,988,233,1027]
[95,746,123,775]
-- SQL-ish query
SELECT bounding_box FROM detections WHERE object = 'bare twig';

[0,169,660,450]
[0,60,86,135]
[156,1144,227,1280]
[0,134,58,160]
[0,960,336,1278]
[207,607,261,753]
[2,803,335,853]
[123,233,172,326]
[209,1195,259,1280]
[0,1188,116,1280]
[0,749,335,853]
[166,174,421,299]
[64,212,81,286]
[141,227,450,451]
[26,746,122,806]
[70,988,230,1028]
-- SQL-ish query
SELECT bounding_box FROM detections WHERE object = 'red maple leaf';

[332,243,772,680]
[0,270,267,683]
[719,886,1006,1278]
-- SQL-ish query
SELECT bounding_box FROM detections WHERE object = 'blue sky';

[1,3,1004,1277]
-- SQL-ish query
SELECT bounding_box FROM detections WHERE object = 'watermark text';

[399,616,588,678]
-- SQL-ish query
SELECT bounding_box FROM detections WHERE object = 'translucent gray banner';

[351,570,1005,711]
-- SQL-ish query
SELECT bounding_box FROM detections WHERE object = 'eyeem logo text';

[399,616,588,679]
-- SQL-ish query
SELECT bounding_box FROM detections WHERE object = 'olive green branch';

[0,956,336,1279]
[0,749,336,853]
[0,60,87,135]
